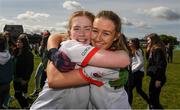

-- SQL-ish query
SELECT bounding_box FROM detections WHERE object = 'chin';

[95,45,102,48]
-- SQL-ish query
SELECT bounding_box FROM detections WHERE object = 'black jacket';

[0,58,13,84]
[147,48,167,83]
[14,49,34,82]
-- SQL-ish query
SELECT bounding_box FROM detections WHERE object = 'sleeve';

[47,41,77,72]
[50,40,99,72]
[154,49,167,81]
[132,49,144,73]
[79,66,119,86]
[24,51,34,81]
[66,44,100,67]
[52,50,76,72]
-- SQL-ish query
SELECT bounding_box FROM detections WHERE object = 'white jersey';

[30,80,91,109]
[80,66,120,86]
[90,85,130,109]
[59,40,100,67]
[80,66,131,109]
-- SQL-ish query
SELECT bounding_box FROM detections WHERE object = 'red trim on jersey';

[79,68,104,87]
[81,47,100,67]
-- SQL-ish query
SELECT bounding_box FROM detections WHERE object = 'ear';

[113,32,120,41]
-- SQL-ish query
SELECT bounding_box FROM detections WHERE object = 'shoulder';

[154,48,163,53]
[135,49,143,56]
[61,40,80,48]
[24,50,33,58]
[153,48,165,56]
[136,49,143,53]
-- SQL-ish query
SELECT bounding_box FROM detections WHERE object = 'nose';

[78,29,85,36]
[95,32,102,41]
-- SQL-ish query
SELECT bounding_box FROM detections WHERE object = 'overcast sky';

[0,0,180,40]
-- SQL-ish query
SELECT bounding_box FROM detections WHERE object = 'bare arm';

[88,49,130,68]
[47,61,89,88]
[47,33,65,50]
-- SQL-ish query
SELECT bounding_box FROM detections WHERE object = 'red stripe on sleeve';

[79,68,104,87]
[81,47,100,67]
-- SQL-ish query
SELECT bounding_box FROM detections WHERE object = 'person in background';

[30,31,50,97]
[13,33,34,109]
[33,43,39,56]
[166,42,174,63]
[4,31,16,56]
[0,32,13,109]
[146,33,167,109]
[1,31,15,108]
[126,38,150,106]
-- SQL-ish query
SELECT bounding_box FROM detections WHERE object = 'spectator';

[0,32,13,109]
[30,31,50,97]
[146,33,167,109]
[13,33,34,109]
[4,31,16,56]
[126,38,150,106]
[166,43,174,63]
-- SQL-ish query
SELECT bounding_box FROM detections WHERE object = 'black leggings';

[126,71,150,105]
[13,81,29,108]
[0,84,10,108]
[149,78,164,109]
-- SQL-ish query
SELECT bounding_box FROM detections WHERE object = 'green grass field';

[9,50,180,109]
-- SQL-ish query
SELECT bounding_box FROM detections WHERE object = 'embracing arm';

[47,61,89,88]
[88,49,130,68]
[47,33,66,50]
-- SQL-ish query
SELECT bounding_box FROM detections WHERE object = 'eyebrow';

[73,26,92,28]
[93,27,114,34]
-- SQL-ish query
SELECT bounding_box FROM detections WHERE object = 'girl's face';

[16,40,23,48]
[91,17,116,49]
[147,37,151,45]
[128,40,135,50]
[69,16,92,44]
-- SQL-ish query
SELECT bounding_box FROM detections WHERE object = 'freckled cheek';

[91,33,100,40]
[72,32,81,37]
[86,32,92,36]
[86,32,92,37]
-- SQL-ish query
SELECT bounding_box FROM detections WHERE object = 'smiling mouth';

[77,39,88,44]
[95,43,104,47]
